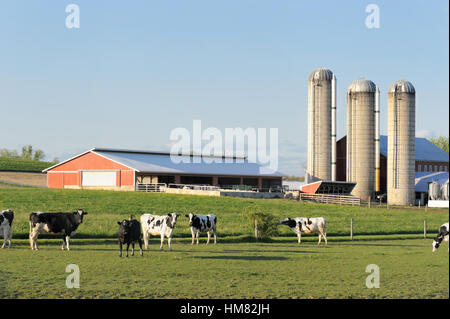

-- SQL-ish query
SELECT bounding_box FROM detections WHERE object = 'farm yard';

[0,188,449,299]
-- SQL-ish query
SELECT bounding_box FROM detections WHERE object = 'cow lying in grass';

[0,209,14,248]
[140,213,179,251]
[117,215,143,258]
[185,212,217,245]
[432,222,449,252]
[29,209,88,250]
[280,217,327,245]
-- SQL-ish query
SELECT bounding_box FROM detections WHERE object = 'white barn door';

[82,171,116,186]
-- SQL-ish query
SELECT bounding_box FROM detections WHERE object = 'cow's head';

[280,218,296,228]
[185,212,196,227]
[432,236,443,252]
[73,209,88,223]
[118,219,133,235]
[166,212,180,228]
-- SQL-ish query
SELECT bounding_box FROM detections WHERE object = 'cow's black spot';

[155,220,161,227]
[206,216,211,229]
[0,215,4,225]
[282,218,296,228]
[192,216,201,229]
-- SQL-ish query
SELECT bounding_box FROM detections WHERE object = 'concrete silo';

[346,79,376,201]
[387,80,415,206]
[306,68,337,183]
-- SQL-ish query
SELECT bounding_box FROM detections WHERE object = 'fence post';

[424,220,427,238]
[350,218,354,240]
[368,198,371,208]
[254,219,258,241]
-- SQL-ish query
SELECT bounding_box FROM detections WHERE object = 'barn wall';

[46,152,135,189]
[47,172,63,188]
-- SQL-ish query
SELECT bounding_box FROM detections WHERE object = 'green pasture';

[0,188,447,239]
[0,238,448,299]
[0,188,448,299]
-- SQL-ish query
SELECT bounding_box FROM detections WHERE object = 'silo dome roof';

[388,80,415,93]
[309,68,333,81]
[347,78,376,93]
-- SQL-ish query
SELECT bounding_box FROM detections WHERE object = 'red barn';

[43,148,283,191]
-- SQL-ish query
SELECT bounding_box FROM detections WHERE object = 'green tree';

[0,148,19,158]
[21,145,33,160]
[33,149,45,161]
[429,136,449,153]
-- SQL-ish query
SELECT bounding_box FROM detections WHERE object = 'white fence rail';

[136,183,167,192]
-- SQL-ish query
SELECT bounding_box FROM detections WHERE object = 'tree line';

[0,145,58,163]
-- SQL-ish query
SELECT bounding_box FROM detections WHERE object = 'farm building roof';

[44,148,284,177]
[378,136,448,162]
[415,172,449,193]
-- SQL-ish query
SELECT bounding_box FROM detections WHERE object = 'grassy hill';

[0,157,54,172]
[0,188,447,239]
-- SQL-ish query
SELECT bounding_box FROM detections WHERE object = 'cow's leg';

[297,232,301,245]
[323,232,328,245]
[131,242,135,256]
[143,231,149,250]
[196,231,200,245]
[213,229,217,245]
[65,236,71,251]
[30,228,39,250]
[168,236,173,251]
[191,228,195,245]
[206,231,211,245]
[7,228,12,248]
[160,234,164,251]
[318,233,322,245]
[1,229,6,248]
[6,228,12,248]
[61,235,66,250]
[119,241,123,257]
[138,239,143,256]
[126,242,130,258]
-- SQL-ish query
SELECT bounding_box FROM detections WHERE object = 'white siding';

[82,171,116,186]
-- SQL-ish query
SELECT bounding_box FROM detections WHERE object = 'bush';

[243,209,279,240]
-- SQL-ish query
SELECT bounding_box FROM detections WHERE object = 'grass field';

[1,238,448,299]
[0,188,448,299]
[0,188,447,239]
[0,157,54,172]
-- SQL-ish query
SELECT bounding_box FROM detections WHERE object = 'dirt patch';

[0,172,47,187]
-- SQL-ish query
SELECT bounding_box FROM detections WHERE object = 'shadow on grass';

[192,255,289,261]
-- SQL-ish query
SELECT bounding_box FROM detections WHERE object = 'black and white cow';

[140,213,179,251]
[118,215,143,258]
[0,209,14,248]
[432,222,449,252]
[185,212,217,245]
[29,209,88,250]
[280,217,327,245]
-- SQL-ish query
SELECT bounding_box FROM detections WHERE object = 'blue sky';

[0,1,448,175]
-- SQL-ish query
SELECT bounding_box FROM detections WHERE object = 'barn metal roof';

[379,135,449,162]
[91,149,283,177]
[415,172,449,193]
